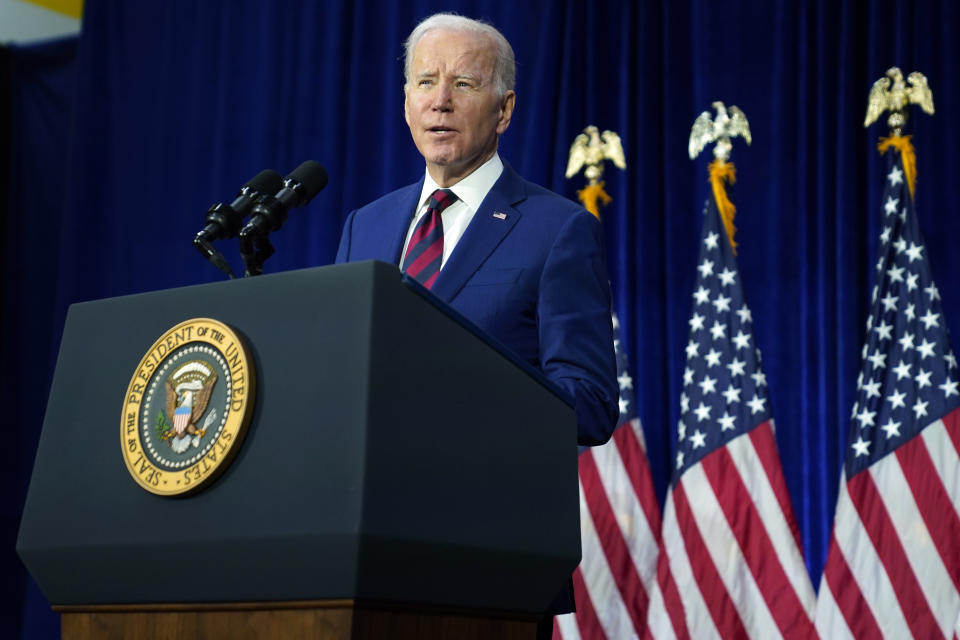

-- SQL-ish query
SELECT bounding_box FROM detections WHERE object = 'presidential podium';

[16,261,581,640]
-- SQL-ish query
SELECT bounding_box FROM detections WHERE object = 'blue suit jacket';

[335,163,618,446]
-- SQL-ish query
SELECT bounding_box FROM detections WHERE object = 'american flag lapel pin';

[493,212,507,220]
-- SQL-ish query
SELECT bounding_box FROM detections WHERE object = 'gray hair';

[403,13,516,97]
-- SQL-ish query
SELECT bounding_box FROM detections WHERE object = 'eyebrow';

[413,70,482,82]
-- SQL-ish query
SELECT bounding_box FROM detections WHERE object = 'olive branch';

[155,411,173,441]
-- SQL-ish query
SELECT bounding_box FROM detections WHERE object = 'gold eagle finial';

[688,101,751,162]
[864,67,934,135]
[565,125,626,219]
[565,125,626,184]
[689,102,752,254]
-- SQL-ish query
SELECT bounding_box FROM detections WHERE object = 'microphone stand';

[238,227,274,277]
[193,234,237,279]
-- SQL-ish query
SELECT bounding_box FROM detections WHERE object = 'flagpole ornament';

[866,68,932,198]
[689,102,751,253]
[864,67,934,136]
[565,125,626,219]
[688,101,751,162]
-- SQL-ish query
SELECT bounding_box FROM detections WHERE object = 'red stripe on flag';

[895,428,960,593]
[672,479,748,638]
[821,533,884,639]
[579,451,648,635]
[944,407,960,460]
[748,421,805,552]
[613,423,662,541]
[570,567,607,640]
[651,541,690,640]
[699,446,817,638]
[847,469,945,639]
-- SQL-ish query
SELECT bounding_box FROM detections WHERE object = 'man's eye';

[418,79,433,87]
[456,81,472,88]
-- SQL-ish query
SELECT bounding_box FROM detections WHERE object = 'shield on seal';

[172,397,192,435]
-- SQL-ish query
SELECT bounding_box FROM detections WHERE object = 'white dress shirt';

[399,153,504,269]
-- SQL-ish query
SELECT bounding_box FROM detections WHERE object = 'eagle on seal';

[164,371,217,454]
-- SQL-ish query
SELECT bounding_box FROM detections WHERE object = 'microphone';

[195,169,284,243]
[238,160,329,276]
[239,160,328,239]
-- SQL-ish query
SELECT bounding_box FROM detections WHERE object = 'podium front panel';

[17,261,579,613]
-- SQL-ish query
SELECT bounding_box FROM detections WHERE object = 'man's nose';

[431,83,452,110]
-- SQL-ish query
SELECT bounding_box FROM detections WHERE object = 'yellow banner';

[19,0,82,20]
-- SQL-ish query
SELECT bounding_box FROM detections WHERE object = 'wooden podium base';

[56,600,542,640]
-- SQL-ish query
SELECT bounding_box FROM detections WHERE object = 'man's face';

[404,29,515,187]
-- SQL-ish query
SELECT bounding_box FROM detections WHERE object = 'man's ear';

[497,90,516,135]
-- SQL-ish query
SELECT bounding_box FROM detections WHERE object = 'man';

[336,13,619,448]
[337,12,618,634]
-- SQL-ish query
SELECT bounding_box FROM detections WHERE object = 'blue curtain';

[4,1,960,637]
[1,36,77,640]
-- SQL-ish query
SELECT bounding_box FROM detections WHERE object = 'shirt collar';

[418,153,504,213]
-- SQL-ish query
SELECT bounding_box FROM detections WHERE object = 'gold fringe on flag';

[708,160,738,254]
[576,182,612,220]
[877,135,917,199]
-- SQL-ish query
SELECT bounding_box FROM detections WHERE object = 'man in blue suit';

[335,13,618,447]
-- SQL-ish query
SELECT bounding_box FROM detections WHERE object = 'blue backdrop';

[3,1,959,637]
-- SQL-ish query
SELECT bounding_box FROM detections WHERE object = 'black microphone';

[239,160,328,239]
[238,160,328,276]
[195,169,284,243]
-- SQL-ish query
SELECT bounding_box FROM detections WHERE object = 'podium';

[17,261,580,639]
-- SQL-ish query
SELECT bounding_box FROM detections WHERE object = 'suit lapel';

[378,181,424,264]
[431,164,526,302]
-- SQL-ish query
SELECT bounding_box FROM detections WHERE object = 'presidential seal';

[121,318,256,496]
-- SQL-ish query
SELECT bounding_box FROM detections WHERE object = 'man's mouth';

[428,127,456,133]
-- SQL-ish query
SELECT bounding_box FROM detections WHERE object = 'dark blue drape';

[4,1,960,637]
[1,36,77,640]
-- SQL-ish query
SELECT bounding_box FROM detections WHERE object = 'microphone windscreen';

[244,169,283,195]
[288,160,329,202]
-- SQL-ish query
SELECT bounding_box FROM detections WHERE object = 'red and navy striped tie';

[401,188,458,289]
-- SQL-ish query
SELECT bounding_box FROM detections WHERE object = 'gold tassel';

[877,135,917,199]
[709,160,738,254]
[577,182,611,220]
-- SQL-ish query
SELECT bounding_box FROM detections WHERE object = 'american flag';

[553,314,662,639]
[814,141,960,639]
[644,182,817,638]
